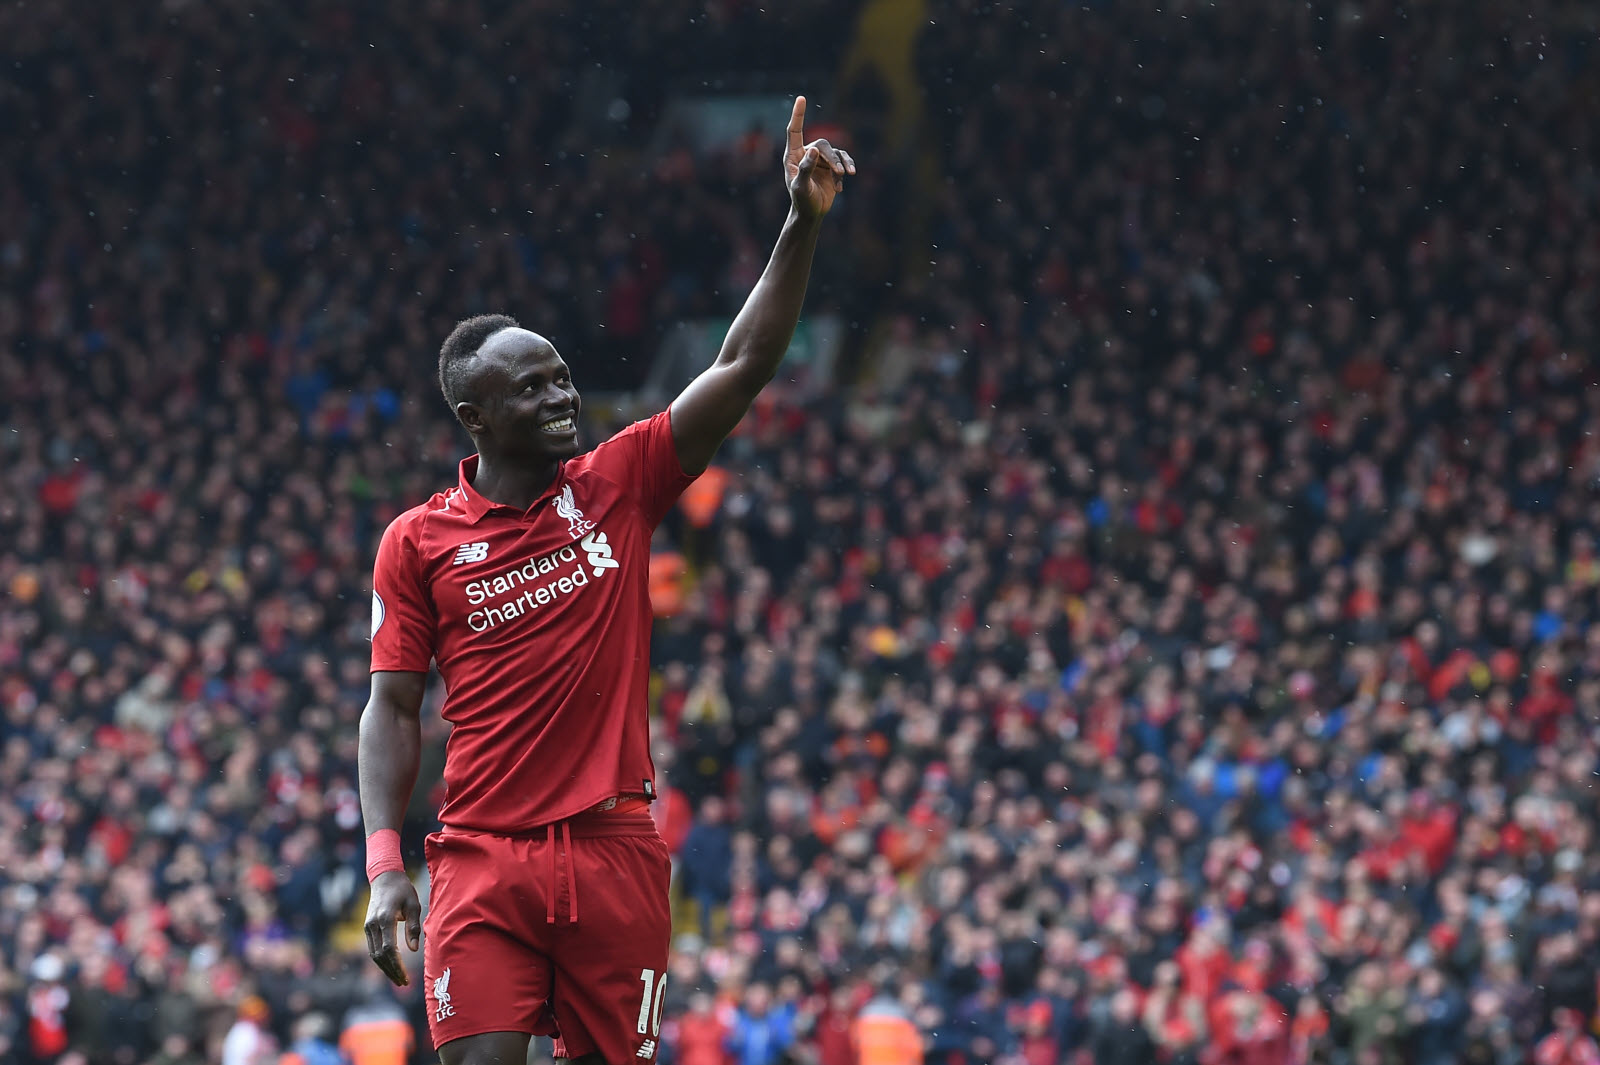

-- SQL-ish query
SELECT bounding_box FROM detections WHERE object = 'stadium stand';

[1,1,1598,1064]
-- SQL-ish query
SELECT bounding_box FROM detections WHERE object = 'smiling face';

[454,327,581,463]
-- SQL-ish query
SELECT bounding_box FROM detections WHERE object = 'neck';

[470,450,560,511]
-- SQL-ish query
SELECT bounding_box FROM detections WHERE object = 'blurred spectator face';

[292,1012,329,1042]
[1111,989,1140,1024]
[1417,969,1442,997]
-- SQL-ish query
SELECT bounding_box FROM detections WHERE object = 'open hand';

[785,96,855,220]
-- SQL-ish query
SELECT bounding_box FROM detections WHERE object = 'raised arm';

[670,95,856,474]
[359,668,426,986]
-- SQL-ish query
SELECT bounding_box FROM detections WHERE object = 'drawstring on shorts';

[547,820,579,925]
[564,820,578,924]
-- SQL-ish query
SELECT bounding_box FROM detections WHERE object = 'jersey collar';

[456,454,567,524]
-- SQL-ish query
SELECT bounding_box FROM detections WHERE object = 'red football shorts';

[422,805,672,1061]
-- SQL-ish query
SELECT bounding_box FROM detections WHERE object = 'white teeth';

[541,416,574,432]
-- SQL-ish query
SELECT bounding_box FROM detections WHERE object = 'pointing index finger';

[787,96,806,154]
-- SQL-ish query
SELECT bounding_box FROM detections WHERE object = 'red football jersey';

[370,411,696,832]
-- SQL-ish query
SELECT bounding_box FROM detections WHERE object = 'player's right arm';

[359,669,426,986]
[359,515,438,986]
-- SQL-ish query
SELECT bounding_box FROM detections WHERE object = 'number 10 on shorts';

[637,969,668,1036]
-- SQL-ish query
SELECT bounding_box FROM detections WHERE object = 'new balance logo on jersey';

[433,968,455,1021]
[636,1040,657,1059]
[554,484,595,538]
[453,541,489,565]
[581,531,621,576]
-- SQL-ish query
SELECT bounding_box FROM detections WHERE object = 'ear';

[456,400,488,435]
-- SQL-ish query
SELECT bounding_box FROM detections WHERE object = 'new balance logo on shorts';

[453,541,489,565]
[433,968,455,1021]
[581,531,620,576]
[636,1039,657,1059]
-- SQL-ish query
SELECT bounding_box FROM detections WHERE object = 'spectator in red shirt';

[1208,990,1288,1065]
[812,986,859,1065]
[1016,999,1057,1065]
[674,992,731,1065]
[1534,1010,1600,1065]
[1142,962,1206,1065]
[1177,921,1233,1004]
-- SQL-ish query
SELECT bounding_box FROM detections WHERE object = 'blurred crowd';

[3,0,1599,1064]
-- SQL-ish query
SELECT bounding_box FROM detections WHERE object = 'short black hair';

[438,313,519,416]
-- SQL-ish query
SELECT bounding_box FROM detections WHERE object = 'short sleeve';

[370,515,436,672]
[585,410,699,528]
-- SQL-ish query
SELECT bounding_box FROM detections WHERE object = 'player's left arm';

[670,95,856,475]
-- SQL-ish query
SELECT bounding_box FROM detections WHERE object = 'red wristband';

[365,828,405,882]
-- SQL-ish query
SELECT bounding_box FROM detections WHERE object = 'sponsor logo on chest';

[453,486,619,634]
